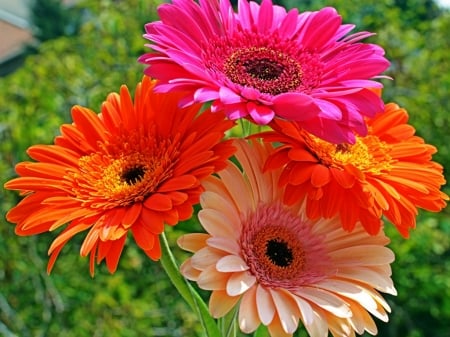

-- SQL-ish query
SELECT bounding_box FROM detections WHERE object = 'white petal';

[303,309,329,337]
[270,289,300,333]
[216,255,249,272]
[256,285,276,325]
[285,290,315,326]
[296,287,352,318]
[226,271,256,296]
[239,286,261,333]
[316,279,378,312]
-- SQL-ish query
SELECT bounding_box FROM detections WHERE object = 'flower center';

[69,131,178,209]
[121,165,146,185]
[266,237,294,267]
[203,32,324,96]
[223,47,303,95]
[240,203,330,289]
[304,132,393,174]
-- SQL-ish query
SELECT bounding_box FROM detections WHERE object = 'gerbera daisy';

[4,76,235,275]
[178,139,397,337]
[138,0,390,144]
[259,102,448,237]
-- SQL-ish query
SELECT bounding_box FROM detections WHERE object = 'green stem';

[219,305,239,337]
[159,232,221,337]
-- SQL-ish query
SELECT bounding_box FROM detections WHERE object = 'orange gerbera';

[4,76,235,275]
[179,139,396,337]
[259,102,448,237]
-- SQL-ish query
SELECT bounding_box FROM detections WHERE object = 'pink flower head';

[139,0,390,143]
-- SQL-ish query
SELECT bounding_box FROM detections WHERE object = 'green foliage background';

[0,0,448,336]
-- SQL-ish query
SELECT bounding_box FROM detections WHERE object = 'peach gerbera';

[178,139,396,337]
[259,102,448,237]
[4,76,235,275]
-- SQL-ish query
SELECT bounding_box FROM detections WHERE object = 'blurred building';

[0,0,34,76]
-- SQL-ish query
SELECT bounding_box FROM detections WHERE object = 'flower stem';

[219,305,238,337]
[159,232,221,337]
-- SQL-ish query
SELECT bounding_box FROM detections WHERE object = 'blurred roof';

[0,0,33,64]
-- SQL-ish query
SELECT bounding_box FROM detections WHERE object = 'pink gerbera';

[139,0,390,143]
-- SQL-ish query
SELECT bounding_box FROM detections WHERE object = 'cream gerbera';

[178,139,397,337]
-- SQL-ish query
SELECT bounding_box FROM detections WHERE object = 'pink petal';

[248,102,275,125]
[273,93,321,121]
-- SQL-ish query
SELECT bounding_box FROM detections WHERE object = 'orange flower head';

[4,76,235,275]
[178,139,397,337]
[259,103,448,237]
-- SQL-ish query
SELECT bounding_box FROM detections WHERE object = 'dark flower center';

[266,238,293,267]
[122,165,146,185]
[223,47,303,95]
[244,58,284,81]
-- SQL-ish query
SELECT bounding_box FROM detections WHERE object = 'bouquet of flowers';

[4,1,448,336]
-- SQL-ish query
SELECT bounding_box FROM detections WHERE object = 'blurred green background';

[0,0,448,336]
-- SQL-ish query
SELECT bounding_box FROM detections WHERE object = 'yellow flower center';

[69,130,178,209]
[304,133,393,174]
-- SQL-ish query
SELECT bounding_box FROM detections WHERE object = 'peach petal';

[336,266,397,295]
[316,279,378,312]
[329,245,395,266]
[197,265,228,290]
[191,246,224,270]
[283,290,315,326]
[200,191,241,231]
[217,162,254,213]
[256,285,276,325]
[209,290,240,318]
[198,209,239,239]
[303,309,329,337]
[179,259,201,281]
[216,255,249,272]
[267,314,292,337]
[177,233,210,253]
[226,271,256,296]
[270,289,300,333]
[239,286,261,333]
[346,298,378,335]
[206,237,241,255]
[296,287,351,318]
